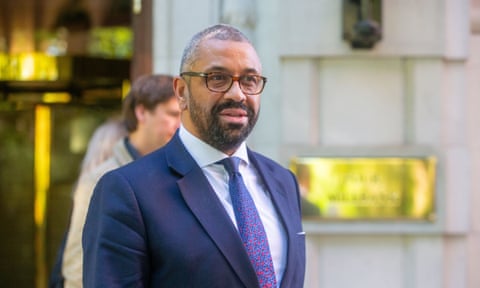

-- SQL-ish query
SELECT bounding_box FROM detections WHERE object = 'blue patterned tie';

[220,157,277,288]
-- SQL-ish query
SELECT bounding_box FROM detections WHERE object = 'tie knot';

[220,157,241,176]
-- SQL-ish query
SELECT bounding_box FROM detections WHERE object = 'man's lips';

[220,108,247,117]
[219,108,248,123]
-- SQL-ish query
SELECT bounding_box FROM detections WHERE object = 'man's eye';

[209,74,228,81]
[242,75,258,84]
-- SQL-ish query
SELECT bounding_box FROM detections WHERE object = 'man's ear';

[174,76,188,110]
[134,104,147,123]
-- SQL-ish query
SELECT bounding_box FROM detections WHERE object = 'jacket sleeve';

[82,170,148,288]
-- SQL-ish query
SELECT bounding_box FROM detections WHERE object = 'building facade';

[152,0,480,287]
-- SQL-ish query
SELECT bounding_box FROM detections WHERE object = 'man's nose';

[224,80,246,102]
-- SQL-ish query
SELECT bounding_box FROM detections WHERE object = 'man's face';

[143,97,181,153]
[175,39,263,154]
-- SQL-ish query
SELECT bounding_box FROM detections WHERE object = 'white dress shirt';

[179,125,287,284]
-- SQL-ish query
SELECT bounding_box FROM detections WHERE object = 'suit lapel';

[165,134,260,288]
[248,151,299,288]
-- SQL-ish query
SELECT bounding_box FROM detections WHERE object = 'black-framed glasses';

[180,71,267,95]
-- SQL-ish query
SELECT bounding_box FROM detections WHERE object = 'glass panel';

[0,103,120,287]
[0,109,35,287]
[47,104,120,273]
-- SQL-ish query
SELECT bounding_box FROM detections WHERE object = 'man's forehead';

[193,39,261,70]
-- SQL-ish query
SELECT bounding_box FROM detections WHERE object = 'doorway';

[0,0,154,286]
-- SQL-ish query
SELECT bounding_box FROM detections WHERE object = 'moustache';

[212,101,252,117]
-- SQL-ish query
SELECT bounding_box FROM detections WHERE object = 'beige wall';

[467,1,480,287]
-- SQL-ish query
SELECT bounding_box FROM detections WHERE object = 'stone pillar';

[467,1,480,287]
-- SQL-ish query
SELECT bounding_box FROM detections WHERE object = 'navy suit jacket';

[83,133,305,288]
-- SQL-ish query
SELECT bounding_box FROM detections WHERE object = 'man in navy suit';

[83,23,305,288]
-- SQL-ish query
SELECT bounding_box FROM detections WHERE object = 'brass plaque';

[290,157,437,220]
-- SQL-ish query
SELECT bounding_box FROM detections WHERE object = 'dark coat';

[82,132,305,288]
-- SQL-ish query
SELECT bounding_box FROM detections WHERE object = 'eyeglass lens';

[207,74,264,94]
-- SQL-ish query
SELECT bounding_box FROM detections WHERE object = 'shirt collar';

[178,124,249,168]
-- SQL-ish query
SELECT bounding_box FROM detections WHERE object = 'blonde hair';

[80,118,128,174]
